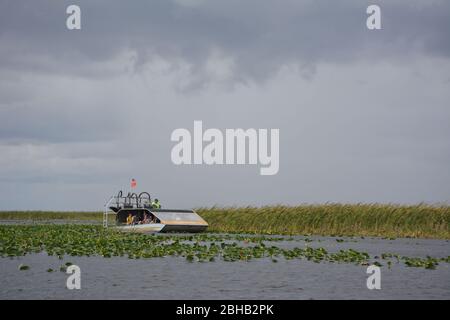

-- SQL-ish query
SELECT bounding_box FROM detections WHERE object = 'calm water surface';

[0,227,449,299]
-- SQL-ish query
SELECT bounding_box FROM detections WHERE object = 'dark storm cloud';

[0,0,449,80]
[1,0,449,209]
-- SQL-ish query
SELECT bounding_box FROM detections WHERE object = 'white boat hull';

[115,223,165,233]
[112,209,208,233]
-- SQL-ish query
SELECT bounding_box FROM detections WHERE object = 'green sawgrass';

[197,204,450,239]
[1,203,449,238]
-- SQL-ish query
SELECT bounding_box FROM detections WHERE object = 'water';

[1,233,449,299]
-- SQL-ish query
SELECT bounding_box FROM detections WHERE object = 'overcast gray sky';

[1,0,449,210]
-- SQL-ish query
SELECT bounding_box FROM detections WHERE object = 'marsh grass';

[0,211,102,220]
[197,204,450,239]
[1,204,449,238]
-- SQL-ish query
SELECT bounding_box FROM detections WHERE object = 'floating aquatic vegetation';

[18,264,29,271]
[0,225,448,270]
[402,257,439,270]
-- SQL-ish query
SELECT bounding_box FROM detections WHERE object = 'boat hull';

[116,223,165,233]
[160,224,208,233]
[113,208,208,233]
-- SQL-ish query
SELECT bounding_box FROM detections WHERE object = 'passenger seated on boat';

[142,213,151,224]
[126,213,133,225]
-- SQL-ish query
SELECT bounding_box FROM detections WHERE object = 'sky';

[0,0,449,210]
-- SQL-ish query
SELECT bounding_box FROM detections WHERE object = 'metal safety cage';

[103,191,152,228]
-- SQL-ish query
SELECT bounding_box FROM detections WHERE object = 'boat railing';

[103,191,153,228]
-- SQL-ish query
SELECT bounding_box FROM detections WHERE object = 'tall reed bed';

[1,204,449,238]
[197,204,450,239]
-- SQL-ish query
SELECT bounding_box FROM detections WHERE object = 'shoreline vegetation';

[0,204,449,239]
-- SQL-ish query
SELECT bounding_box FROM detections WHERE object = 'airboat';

[103,191,208,233]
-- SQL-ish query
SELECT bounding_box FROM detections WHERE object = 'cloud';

[1,0,449,83]
[0,1,449,209]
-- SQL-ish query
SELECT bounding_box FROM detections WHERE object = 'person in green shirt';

[152,199,161,209]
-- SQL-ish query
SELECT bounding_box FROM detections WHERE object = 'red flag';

[131,178,137,188]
